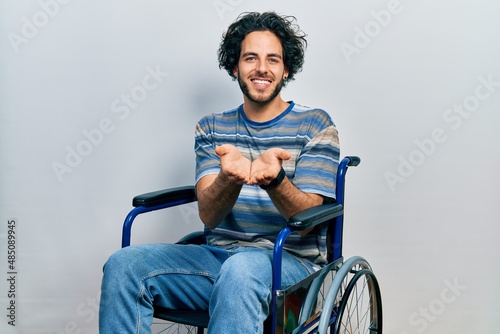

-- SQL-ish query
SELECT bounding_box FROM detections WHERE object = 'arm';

[267,177,323,236]
[196,144,251,229]
[248,148,323,236]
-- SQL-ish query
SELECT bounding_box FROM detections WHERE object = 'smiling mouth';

[251,78,272,89]
[252,78,271,84]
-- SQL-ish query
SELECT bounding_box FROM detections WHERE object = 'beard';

[237,74,285,104]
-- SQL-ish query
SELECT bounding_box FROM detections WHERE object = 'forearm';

[196,174,243,229]
[266,177,323,235]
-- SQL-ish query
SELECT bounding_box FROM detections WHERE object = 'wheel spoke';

[335,266,382,334]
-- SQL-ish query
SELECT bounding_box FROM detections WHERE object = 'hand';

[248,148,291,186]
[215,144,251,185]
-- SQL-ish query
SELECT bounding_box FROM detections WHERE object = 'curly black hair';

[217,11,307,84]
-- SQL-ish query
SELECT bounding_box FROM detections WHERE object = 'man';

[99,11,340,334]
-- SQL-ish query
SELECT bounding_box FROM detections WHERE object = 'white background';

[1,0,499,333]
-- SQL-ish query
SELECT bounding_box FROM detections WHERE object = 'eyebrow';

[241,52,282,59]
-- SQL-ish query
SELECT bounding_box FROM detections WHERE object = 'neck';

[242,96,290,122]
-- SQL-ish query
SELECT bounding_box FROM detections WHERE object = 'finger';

[276,149,291,161]
[237,171,251,185]
[215,145,228,157]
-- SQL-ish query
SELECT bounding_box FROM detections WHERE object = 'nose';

[255,60,268,75]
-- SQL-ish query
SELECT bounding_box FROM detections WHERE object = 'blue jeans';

[99,243,315,334]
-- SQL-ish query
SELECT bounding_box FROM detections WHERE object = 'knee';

[211,251,273,316]
[217,252,272,289]
[102,246,146,278]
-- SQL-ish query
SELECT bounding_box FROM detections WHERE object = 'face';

[233,31,289,105]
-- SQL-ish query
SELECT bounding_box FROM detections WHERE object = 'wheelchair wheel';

[315,256,382,334]
[333,268,382,333]
[152,320,201,334]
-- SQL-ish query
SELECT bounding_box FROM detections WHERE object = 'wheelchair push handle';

[346,155,360,167]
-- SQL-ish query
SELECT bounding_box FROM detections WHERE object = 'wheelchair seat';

[121,156,382,334]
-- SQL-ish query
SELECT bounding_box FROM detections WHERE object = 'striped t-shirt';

[194,102,340,265]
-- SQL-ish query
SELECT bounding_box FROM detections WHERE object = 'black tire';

[333,268,382,333]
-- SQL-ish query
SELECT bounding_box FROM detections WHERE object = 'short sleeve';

[194,116,221,184]
[292,122,340,200]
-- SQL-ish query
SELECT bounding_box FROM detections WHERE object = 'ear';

[233,66,239,78]
[284,66,289,80]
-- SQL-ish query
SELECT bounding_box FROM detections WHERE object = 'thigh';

[105,243,226,276]
[280,250,317,289]
[222,247,312,289]
[103,243,229,310]
[147,244,230,310]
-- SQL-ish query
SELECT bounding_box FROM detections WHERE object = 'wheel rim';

[334,268,382,333]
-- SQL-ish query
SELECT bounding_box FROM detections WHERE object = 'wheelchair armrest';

[132,186,197,207]
[123,186,197,248]
[287,203,343,231]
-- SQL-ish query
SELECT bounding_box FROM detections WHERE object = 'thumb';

[215,145,228,157]
[276,149,291,161]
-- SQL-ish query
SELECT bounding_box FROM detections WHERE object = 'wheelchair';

[121,156,382,333]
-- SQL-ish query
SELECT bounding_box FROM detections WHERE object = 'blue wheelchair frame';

[121,156,380,333]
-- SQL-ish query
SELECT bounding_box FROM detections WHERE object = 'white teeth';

[253,79,270,84]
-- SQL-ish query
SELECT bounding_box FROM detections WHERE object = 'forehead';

[240,30,283,56]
